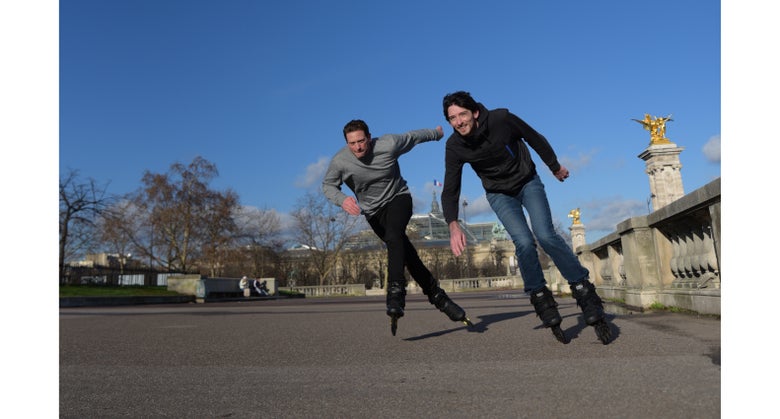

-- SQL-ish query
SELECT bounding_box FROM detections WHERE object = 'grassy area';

[648,301,701,315]
[60,285,183,297]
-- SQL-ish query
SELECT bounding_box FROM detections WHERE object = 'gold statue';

[568,208,581,225]
[632,113,673,145]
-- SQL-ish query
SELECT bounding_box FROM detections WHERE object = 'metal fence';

[60,266,185,286]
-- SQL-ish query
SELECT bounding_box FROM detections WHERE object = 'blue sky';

[6,2,780,413]
[57,0,721,240]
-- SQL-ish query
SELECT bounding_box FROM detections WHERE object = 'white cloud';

[271,211,301,247]
[278,211,297,232]
[412,190,435,213]
[463,195,492,220]
[702,135,721,163]
[559,148,598,172]
[583,198,646,234]
[295,157,330,188]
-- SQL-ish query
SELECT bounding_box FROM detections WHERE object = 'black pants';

[367,193,436,293]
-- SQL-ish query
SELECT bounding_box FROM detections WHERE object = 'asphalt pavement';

[59,290,721,418]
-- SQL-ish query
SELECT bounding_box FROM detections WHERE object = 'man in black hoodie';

[440,91,611,344]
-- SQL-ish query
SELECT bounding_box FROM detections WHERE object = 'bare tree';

[96,198,138,274]
[338,247,387,288]
[199,189,240,277]
[127,156,239,273]
[59,169,112,279]
[233,206,284,278]
[290,192,362,285]
[417,245,455,280]
[96,196,160,271]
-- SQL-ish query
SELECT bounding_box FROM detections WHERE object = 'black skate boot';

[570,280,612,344]
[386,283,406,336]
[428,287,473,327]
[529,286,568,344]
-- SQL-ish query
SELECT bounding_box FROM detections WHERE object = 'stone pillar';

[616,216,665,308]
[638,143,685,210]
[569,223,586,251]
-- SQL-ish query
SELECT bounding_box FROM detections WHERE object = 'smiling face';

[446,104,480,137]
[345,130,371,159]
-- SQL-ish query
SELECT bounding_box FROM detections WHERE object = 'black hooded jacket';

[441,103,561,224]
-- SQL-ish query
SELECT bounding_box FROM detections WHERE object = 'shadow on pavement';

[550,313,621,344]
[404,310,533,340]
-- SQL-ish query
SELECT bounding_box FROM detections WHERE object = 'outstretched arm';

[390,127,445,156]
[449,221,467,257]
[553,165,570,182]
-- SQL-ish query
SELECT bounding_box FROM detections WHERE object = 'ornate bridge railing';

[564,178,720,315]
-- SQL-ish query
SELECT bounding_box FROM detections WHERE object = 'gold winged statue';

[568,208,581,225]
[633,113,673,145]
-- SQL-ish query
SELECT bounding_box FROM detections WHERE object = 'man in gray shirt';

[323,119,471,335]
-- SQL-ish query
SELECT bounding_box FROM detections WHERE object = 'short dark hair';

[343,119,369,140]
[442,91,479,119]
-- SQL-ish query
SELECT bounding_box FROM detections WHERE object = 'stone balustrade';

[281,283,366,297]
[441,277,524,291]
[279,276,525,298]
[560,177,721,315]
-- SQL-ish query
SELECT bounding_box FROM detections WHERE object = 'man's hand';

[554,165,570,182]
[341,196,361,216]
[435,125,444,139]
[449,221,466,257]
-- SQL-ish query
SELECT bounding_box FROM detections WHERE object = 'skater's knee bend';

[383,232,407,246]
[513,239,537,255]
[534,231,565,247]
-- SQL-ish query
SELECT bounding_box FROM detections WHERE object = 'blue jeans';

[486,174,589,292]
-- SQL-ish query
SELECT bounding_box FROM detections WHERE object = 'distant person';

[323,119,472,335]
[440,91,612,344]
[252,279,269,296]
[240,276,269,296]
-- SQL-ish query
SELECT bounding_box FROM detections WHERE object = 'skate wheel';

[594,320,612,345]
[462,318,474,328]
[551,325,570,344]
[390,317,398,336]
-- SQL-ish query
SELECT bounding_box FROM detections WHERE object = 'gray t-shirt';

[322,128,440,217]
